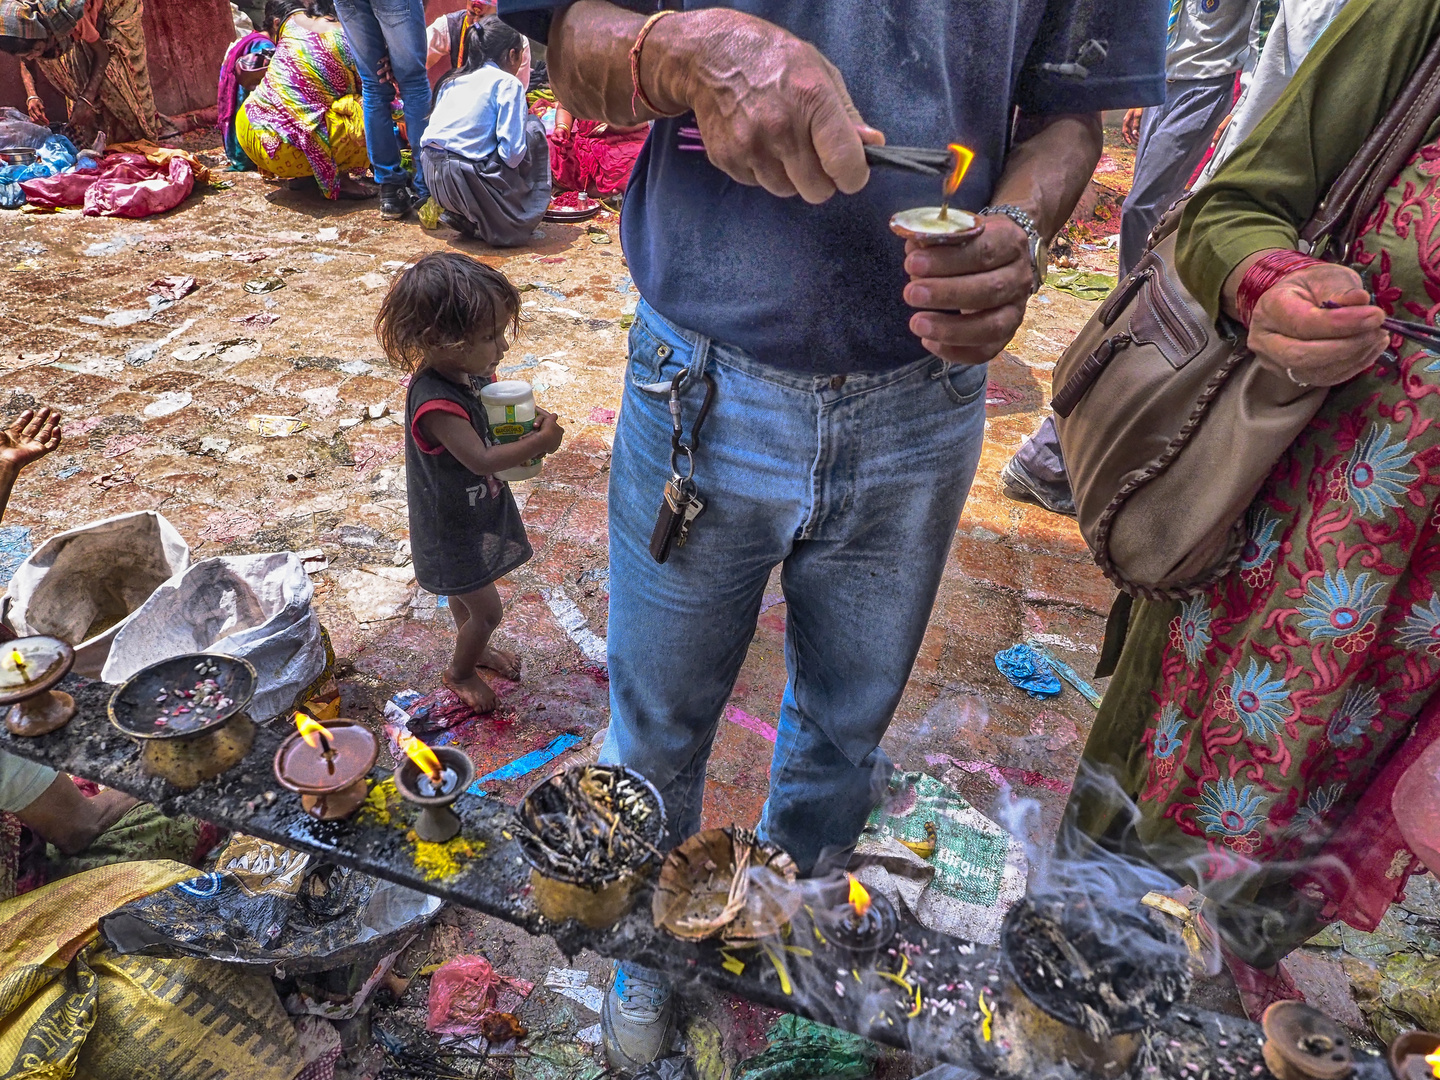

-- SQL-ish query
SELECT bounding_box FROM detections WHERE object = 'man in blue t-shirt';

[500,1,1164,1068]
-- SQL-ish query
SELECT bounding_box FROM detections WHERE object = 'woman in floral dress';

[1072,0,1440,1018]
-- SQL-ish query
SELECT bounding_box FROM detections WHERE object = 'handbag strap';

[1300,29,1440,259]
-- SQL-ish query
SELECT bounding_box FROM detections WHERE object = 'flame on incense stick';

[404,735,445,784]
[939,143,975,220]
[847,872,872,918]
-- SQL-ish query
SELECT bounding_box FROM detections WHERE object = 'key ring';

[668,366,716,479]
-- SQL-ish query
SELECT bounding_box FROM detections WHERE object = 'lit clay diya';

[889,206,980,245]
[812,872,898,957]
[273,714,378,820]
[1,635,76,736]
[394,738,475,843]
[1388,1031,1440,1080]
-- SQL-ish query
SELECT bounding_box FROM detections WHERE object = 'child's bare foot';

[477,646,521,681]
[442,668,498,714]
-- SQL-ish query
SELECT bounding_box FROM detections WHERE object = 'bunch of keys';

[649,366,716,565]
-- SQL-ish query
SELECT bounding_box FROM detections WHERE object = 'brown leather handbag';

[1051,34,1440,599]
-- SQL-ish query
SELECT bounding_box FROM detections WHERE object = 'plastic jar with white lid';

[480,380,542,482]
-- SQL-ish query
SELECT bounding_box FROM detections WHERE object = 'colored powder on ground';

[358,776,401,826]
[409,832,484,881]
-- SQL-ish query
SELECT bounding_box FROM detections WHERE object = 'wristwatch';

[980,204,1048,295]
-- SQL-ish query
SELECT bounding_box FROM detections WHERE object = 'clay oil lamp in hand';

[393,734,474,843]
[890,143,981,244]
[814,873,898,957]
[273,712,378,820]
[1,636,77,737]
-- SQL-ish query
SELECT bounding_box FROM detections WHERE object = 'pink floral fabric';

[1131,136,1440,928]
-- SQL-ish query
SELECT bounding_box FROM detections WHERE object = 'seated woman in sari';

[236,0,374,199]
[548,104,648,198]
[1070,0,1440,1020]
[1,0,178,145]
[420,17,550,246]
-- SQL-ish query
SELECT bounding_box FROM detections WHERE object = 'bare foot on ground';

[476,646,521,681]
[442,669,498,714]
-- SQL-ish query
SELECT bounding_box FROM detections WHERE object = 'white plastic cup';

[480,380,542,482]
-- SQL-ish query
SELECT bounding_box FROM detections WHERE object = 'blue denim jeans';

[601,301,988,874]
[334,0,431,196]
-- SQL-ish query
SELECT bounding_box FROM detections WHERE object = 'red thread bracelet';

[630,10,681,119]
[1236,249,1325,327]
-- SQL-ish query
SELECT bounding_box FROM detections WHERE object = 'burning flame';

[294,712,330,751]
[404,735,445,784]
[1425,1048,1440,1079]
[847,873,872,918]
[943,143,975,201]
[9,649,28,679]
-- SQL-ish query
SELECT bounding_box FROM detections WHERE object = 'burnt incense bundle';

[516,765,663,880]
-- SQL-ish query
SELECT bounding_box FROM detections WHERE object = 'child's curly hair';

[375,252,521,372]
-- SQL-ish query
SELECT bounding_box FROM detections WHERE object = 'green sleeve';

[1176,0,1440,320]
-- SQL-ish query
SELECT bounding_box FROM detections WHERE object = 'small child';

[377,252,564,713]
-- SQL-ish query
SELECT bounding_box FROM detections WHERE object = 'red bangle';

[629,10,681,119]
[1235,249,1324,327]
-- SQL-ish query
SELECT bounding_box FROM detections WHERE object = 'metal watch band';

[980,204,1045,295]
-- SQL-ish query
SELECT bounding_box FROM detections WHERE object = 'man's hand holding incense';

[903,217,1033,366]
[549,1,882,204]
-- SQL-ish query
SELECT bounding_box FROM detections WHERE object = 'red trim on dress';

[411,399,471,455]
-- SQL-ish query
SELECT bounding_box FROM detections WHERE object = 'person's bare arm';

[20,61,47,125]
[421,408,565,475]
[66,39,110,133]
[18,777,138,855]
[0,407,62,524]
[903,112,1104,366]
[547,0,880,203]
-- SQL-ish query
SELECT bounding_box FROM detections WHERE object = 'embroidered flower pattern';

[1327,685,1381,747]
[1398,595,1440,657]
[1297,570,1386,652]
[1214,659,1292,741]
[1196,778,1267,853]
[1238,508,1282,588]
[1291,783,1345,831]
[1150,704,1185,780]
[1168,595,1213,666]
[1329,424,1418,516]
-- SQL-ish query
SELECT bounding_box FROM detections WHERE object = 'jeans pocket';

[627,315,687,394]
[940,360,989,406]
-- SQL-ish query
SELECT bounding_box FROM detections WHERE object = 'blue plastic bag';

[994,643,1062,698]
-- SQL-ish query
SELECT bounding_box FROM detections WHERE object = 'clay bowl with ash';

[978,892,1193,1079]
[652,826,801,942]
[109,654,257,790]
[514,764,665,930]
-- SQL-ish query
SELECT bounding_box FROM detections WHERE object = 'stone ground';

[0,122,1431,1078]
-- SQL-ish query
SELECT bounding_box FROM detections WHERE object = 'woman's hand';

[1243,261,1389,386]
[27,94,48,125]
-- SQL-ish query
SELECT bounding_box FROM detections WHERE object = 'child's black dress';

[404,369,533,595]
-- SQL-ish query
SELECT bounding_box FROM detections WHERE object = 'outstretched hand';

[0,407,62,473]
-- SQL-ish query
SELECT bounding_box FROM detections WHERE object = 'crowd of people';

[3,0,1440,1074]
[215,0,647,237]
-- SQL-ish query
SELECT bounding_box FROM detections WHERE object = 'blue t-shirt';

[502,1,1166,373]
